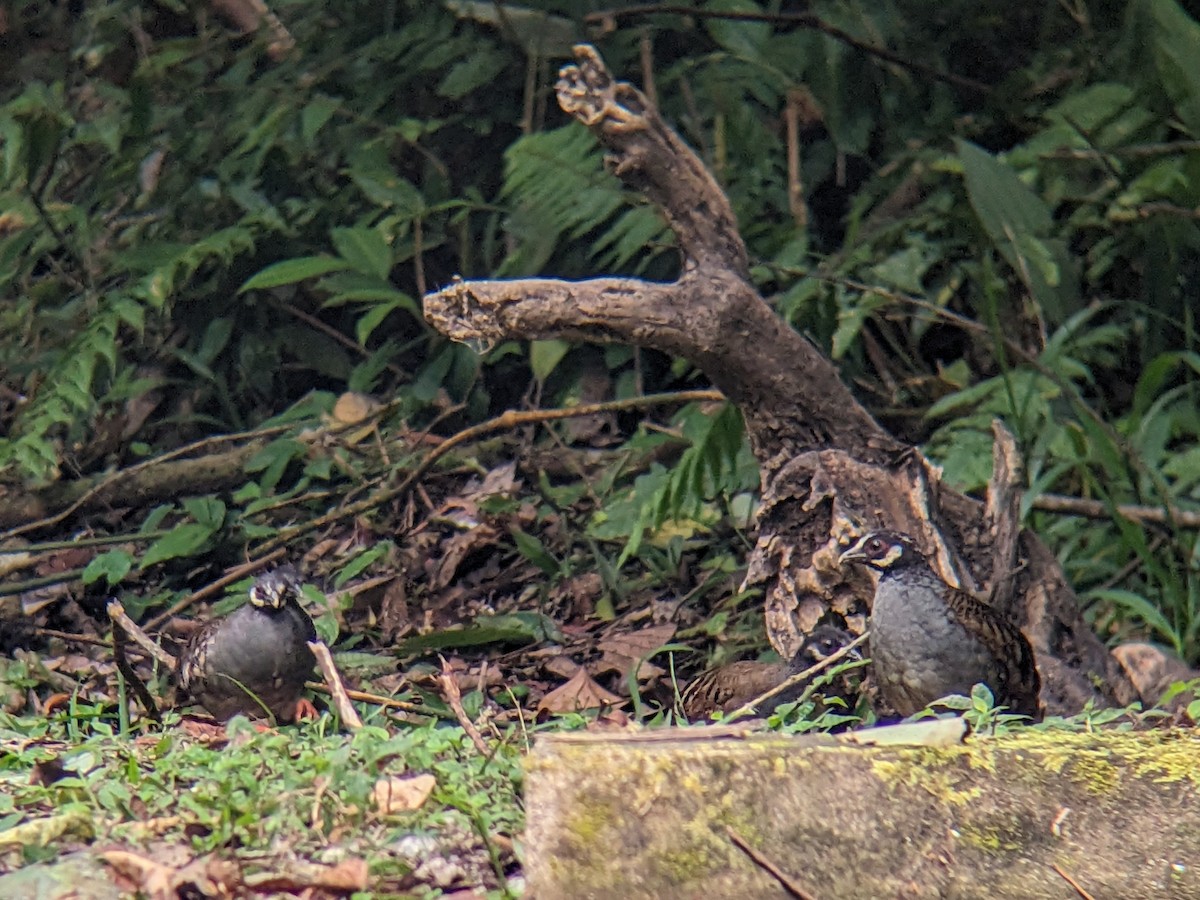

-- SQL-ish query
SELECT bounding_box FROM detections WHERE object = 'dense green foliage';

[2,0,1200,662]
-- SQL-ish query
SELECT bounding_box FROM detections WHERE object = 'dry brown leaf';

[546,571,604,620]
[103,850,176,900]
[432,525,500,590]
[103,850,241,900]
[330,391,382,445]
[467,460,520,502]
[245,858,370,892]
[373,773,437,815]
[333,391,382,425]
[542,656,582,680]
[537,669,624,714]
[595,624,675,681]
[586,708,632,730]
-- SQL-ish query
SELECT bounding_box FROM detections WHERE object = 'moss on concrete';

[525,726,1200,899]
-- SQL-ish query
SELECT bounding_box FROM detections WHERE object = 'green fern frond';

[499,124,671,274]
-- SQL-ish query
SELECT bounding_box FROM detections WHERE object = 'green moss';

[659,845,726,884]
[562,796,620,850]
[956,824,1022,853]
[1128,735,1200,788]
[976,729,1200,790]
[1069,753,1121,794]
[870,749,982,807]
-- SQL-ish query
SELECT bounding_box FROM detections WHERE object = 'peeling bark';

[422,45,1148,712]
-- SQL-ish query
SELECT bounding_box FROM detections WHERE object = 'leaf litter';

[0,409,774,896]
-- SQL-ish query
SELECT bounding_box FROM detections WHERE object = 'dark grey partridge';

[177,566,317,722]
[838,530,1041,719]
[681,625,861,719]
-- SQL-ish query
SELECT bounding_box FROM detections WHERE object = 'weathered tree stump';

[525,724,1200,899]
[423,44,1160,711]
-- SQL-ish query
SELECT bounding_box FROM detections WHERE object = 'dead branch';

[422,44,1142,713]
[308,640,363,730]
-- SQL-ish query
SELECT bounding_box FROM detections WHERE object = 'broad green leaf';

[957,139,1051,242]
[245,439,306,493]
[438,49,508,100]
[182,496,226,528]
[300,95,340,145]
[355,300,401,345]
[394,612,562,652]
[0,116,22,183]
[510,527,560,576]
[239,256,350,291]
[140,523,217,568]
[349,170,426,216]
[313,610,339,644]
[1044,82,1136,133]
[957,139,1078,323]
[82,551,133,586]
[319,273,419,310]
[333,543,393,587]
[831,291,887,359]
[331,226,392,280]
[529,339,570,382]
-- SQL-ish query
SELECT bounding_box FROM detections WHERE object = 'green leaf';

[319,273,419,310]
[510,527,560,576]
[300,95,340,145]
[181,497,226,528]
[333,543,393,587]
[704,0,771,61]
[346,145,426,216]
[1145,0,1200,135]
[313,611,339,645]
[355,300,401,345]
[239,256,350,292]
[394,613,562,652]
[331,226,392,280]
[437,49,509,100]
[956,139,1078,323]
[330,651,399,675]
[140,523,217,569]
[529,339,570,382]
[957,139,1051,240]
[245,439,307,492]
[1086,589,1180,650]
[444,1,579,56]
[82,551,133,587]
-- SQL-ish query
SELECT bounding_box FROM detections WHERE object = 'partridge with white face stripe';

[177,566,317,722]
[681,625,862,719]
[839,530,1041,719]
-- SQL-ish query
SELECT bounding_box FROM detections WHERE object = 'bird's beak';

[837,545,865,566]
[845,644,864,662]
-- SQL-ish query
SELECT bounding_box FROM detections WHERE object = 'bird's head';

[796,625,862,666]
[837,530,924,572]
[249,565,302,610]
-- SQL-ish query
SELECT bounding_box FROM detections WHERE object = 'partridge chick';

[178,566,317,722]
[681,625,861,719]
[838,530,1041,719]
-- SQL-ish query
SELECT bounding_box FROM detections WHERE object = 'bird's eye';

[867,537,886,555]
